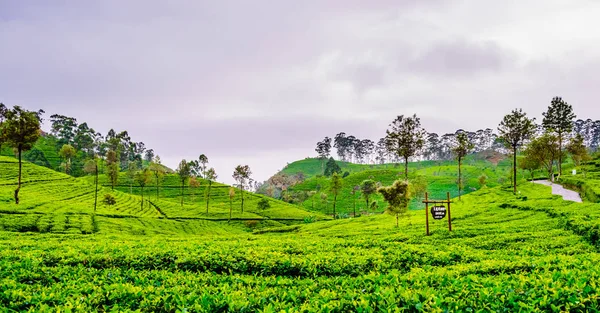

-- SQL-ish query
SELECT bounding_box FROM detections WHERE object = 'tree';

[378,180,411,227]
[204,167,217,214]
[351,185,360,216]
[135,168,151,210]
[49,114,78,146]
[257,198,271,210]
[452,132,474,200]
[308,191,317,210]
[176,159,191,206]
[228,187,235,221]
[0,103,8,152]
[2,106,43,204]
[126,161,140,194]
[542,97,576,177]
[106,149,119,190]
[198,154,209,178]
[83,157,100,211]
[320,192,328,210]
[58,144,77,175]
[498,108,536,193]
[189,177,201,202]
[324,157,341,177]
[523,133,561,182]
[384,114,427,180]
[410,175,428,208]
[232,165,252,213]
[478,174,488,187]
[148,156,165,201]
[330,172,343,218]
[144,149,155,163]
[360,179,377,214]
[315,137,332,173]
[518,155,541,181]
[567,133,591,169]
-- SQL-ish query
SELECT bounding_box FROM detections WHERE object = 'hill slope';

[267,153,516,215]
[0,156,325,235]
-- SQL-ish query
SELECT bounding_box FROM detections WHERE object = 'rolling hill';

[0,156,326,235]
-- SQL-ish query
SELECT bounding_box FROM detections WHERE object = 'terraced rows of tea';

[2,177,600,311]
[0,157,324,235]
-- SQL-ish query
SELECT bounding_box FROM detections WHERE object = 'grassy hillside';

[0,156,326,235]
[280,154,517,215]
[560,153,600,202]
[2,181,600,310]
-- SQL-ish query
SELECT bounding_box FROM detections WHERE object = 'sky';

[1,1,600,185]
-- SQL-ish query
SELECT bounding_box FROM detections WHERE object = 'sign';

[430,206,446,220]
[573,169,577,175]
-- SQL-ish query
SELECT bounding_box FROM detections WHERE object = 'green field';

[2,154,600,311]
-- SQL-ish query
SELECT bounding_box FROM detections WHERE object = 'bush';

[257,198,271,210]
[103,194,116,207]
[303,215,317,224]
[245,220,259,228]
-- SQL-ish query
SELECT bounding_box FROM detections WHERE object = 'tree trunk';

[206,182,211,214]
[396,213,399,228]
[141,186,144,210]
[366,198,369,212]
[180,181,184,206]
[14,146,22,204]
[94,165,98,212]
[558,132,563,177]
[513,147,517,194]
[404,157,409,180]
[333,194,337,218]
[353,196,356,217]
[156,174,159,201]
[458,156,462,201]
[241,185,244,213]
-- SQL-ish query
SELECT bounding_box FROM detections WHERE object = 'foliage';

[524,133,561,182]
[378,180,411,227]
[257,198,271,210]
[384,114,426,179]
[542,96,576,175]
[102,193,117,206]
[323,157,341,177]
[106,149,119,190]
[329,172,343,216]
[498,108,537,193]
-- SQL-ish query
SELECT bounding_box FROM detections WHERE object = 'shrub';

[257,198,271,210]
[245,220,259,228]
[103,194,117,207]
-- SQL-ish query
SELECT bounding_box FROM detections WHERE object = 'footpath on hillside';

[533,180,583,203]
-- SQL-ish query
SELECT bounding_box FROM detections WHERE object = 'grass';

[1,180,600,311]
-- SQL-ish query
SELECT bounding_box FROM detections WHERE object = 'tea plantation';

[2,156,600,311]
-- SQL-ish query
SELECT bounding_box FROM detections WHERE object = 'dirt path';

[533,180,583,203]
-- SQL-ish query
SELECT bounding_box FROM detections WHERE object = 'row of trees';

[316,117,600,168]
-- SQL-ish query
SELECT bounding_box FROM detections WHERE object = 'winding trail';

[533,180,583,203]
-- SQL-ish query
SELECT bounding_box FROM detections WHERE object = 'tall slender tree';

[452,132,474,200]
[542,97,576,177]
[59,144,77,174]
[176,160,191,206]
[148,156,165,200]
[567,133,591,177]
[2,106,44,204]
[228,187,235,221]
[198,154,209,178]
[83,157,100,211]
[498,108,537,193]
[360,179,377,213]
[233,165,252,213]
[384,114,427,180]
[135,168,151,210]
[315,137,332,173]
[330,172,343,218]
[106,149,119,190]
[204,167,217,214]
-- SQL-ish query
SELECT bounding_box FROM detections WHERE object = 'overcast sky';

[1,1,599,184]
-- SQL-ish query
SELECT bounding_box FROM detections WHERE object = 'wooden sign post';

[422,192,452,236]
